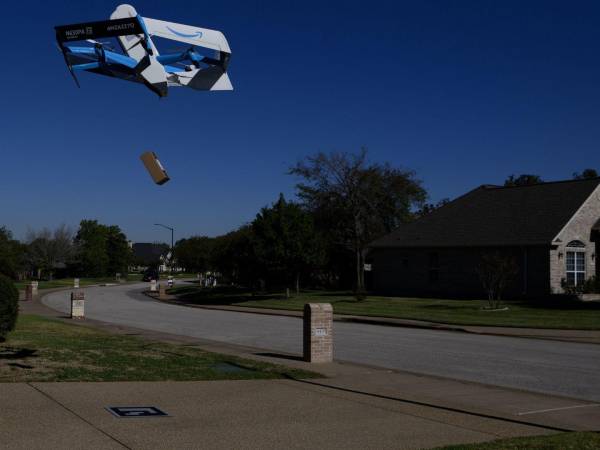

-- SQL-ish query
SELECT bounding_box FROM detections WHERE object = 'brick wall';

[303,303,333,363]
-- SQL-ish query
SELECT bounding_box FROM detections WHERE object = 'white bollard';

[74,278,80,289]
[150,279,157,292]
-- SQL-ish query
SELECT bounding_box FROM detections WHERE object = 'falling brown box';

[140,151,170,185]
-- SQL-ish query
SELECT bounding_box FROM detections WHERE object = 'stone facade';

[550,185,600,293]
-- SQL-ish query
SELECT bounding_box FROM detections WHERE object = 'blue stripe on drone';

[104,51,138,68]
[72,62,101,71]
[166,26,203,39]
[164,65,184,73]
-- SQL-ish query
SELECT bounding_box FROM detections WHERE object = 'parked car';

[142,269,159,282]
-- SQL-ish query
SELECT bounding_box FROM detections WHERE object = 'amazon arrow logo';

[167,26,203,39]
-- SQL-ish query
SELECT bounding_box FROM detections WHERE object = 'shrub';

[561,276,600,295]
[0,274,19,342]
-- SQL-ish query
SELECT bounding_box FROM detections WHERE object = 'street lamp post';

[154,223,174,274]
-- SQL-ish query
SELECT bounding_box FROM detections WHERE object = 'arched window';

[566,241,586,286]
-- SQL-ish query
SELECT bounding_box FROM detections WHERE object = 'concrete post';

[31,281,38,296]
[303,303,333,363]
[74,278,80,289]
[24,285,33,302]
[70,291,85,319]
[150,279,157,292]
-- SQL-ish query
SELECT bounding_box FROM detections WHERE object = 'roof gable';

[370,178,600,248]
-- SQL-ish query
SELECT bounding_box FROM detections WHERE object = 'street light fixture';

[154,223,174,274]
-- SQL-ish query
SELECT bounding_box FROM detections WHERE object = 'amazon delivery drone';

[55,4,232,97]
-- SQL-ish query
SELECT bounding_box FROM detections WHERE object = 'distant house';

[367,178,600,297]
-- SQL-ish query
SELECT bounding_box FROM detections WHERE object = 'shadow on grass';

[8,362,34,369]
[516,296,600,311]
[0,347,38,360]
[255,352,304,362]
[421,304,471,310]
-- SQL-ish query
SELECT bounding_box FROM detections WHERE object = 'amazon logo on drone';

[166,26,203,39]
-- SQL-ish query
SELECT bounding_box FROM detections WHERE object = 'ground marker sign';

[106,406,169,418]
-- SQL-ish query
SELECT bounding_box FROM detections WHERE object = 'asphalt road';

[43,282,600,402]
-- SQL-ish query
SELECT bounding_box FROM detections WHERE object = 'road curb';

[151,292,600,345]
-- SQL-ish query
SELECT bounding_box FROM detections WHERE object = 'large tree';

[252,194,324,294]
[211,226,261,288]
[73,220,130,277]
[0,227,25,279]
[26,225,73,280]
[174,236,214,273]
[105,225,131,276]
[74,220,109,277]
[290,148,426,291]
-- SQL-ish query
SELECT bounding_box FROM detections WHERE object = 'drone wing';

[142,17,233,92]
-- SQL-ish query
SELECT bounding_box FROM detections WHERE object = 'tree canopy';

[0,227,25,279]
[174,236,214,273]
[74,220,131,277]
[504,174,544,187]
[252,194,324,293]
[289,148,426,291]
[573,168,598,180]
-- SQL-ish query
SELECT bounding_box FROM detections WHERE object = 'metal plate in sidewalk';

[106,406,169,418]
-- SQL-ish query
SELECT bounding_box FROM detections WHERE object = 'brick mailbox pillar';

[159,283,167,299]
[303,303,333,363]
[70,291,85,319]
[24,285,33,302]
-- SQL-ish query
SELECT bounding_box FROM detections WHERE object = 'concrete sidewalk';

[3,380,555,450]
[153,294,600,345]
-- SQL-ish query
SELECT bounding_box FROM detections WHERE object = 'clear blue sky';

[2,1,600,243]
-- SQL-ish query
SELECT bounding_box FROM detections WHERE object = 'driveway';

[43,283,600,402]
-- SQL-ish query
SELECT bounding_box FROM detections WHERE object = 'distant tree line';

[0,220,131,280]
[175,149,427,293]
[504,168,598,187]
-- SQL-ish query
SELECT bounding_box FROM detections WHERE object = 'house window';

[428,252,439,283]
[566,241,586,286]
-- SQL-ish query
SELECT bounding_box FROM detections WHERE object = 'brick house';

[367,178,600,297]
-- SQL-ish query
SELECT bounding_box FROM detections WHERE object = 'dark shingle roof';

[369,178,600,248]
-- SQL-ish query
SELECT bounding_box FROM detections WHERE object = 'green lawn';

[168,286,600,330]
[0,315,318,382]
[435,432,600,449]
[14,275,143,291]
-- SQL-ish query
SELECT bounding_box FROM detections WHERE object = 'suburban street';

[43,283,600,402]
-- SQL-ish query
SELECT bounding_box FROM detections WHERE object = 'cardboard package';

[140,151,170,185]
